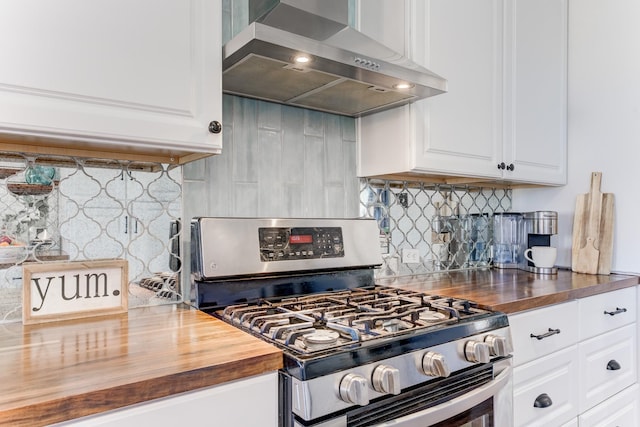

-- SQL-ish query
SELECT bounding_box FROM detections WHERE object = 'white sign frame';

[22,259,128,325]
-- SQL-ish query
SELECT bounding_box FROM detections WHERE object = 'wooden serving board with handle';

[572,172,615,274]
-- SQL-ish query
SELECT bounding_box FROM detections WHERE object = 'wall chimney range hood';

[222,0,448,117]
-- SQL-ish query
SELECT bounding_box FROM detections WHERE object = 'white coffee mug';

[524,246,557,268]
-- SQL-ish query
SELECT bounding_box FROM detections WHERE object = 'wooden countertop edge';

[1,352,283,426]
[378,270,640,314]
[567,274,640,298]
[491,274,640,313]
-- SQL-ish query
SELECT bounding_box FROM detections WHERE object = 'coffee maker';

[520,211,558,274]
[492,210,558,274]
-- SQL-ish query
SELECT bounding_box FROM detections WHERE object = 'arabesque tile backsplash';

[0,155,181,323]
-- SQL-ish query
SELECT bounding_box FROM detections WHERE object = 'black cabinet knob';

[208,120,222,134]
[497,162,506,170]
[607,360,621,371]
[506,163,515,171]
[534,393,553,408]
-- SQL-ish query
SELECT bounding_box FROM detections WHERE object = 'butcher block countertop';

[377,268,639,313]
[0,304,283,426]
[1,269,637,426]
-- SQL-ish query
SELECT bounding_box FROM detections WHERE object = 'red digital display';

[290,234,313,244]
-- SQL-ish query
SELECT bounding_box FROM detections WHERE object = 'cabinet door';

[578,324,637,413]
[509,301,578,367]
[357,0,503,180]
[0,0,222,160]
[502,0,567,184]
[411,0,503,179]
[513,345,579,427]
[578,286,636,341]
[579,384,639,427]
[58,372,279,427]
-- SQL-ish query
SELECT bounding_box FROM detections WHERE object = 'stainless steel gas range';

[191,217,513,427]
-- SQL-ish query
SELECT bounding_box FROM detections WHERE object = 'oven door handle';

[374,365,512,427]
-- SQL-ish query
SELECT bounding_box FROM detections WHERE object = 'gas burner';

[419,310,448,322]
[381,318,413,332]
[302,330,340,350]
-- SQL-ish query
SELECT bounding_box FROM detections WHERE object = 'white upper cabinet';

[0,0,222,164]
[357,0,567,186]
[503,0,567,184]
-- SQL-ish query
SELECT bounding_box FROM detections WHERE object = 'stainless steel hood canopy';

[222,0,448,117]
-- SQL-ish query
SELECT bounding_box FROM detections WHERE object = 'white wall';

[512,0,640,274]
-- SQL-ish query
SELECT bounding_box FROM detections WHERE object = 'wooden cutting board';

[572,172,615,274]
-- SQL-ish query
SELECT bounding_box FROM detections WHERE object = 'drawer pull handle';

[530,328,560,340]
[534,393,553,408]
[604,307,627,316]
[607,359,621,371]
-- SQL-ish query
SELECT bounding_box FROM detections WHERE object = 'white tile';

[325,185,346,218]
[303,135,325,216]
[284,183,304,217]
[304,109,325,137]
[233,182,259,217]
[258,129,283,216]
[341,116,356,142]
[325,114,344,185]
[258,101,282,131]
[282,106,305,184]
[232,97,258,182]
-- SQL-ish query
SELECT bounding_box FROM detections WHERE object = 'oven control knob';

[372,365,401,395]
[422,351,451,378]
[339,373,370,406]
[464,340,491,364]
[484,334,509,357]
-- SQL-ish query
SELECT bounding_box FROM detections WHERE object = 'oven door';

[372,360,512,427]
[299,358,513,427]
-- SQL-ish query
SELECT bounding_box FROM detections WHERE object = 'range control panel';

[259,227,344,262]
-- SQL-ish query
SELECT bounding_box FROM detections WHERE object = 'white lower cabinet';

[513,345,579,426]
[509,300,578,366]
[578,286,636,341]
[54,372,278,427]
[579,384,640,427]
[510,286,639,427]
[578,324,637,412]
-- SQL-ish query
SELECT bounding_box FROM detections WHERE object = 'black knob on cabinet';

[497,162,506,170]
[607,360,621,371]
[208,120,222,134]
[506,163,515,171]
[534,393,553,408]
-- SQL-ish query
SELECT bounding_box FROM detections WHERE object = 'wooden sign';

[23,259,128,325]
